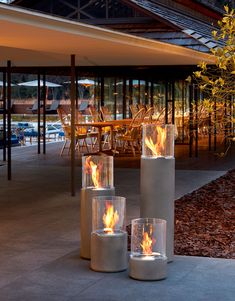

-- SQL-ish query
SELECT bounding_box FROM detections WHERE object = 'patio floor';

[0,142,234,301]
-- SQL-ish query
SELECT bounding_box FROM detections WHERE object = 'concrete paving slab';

[0,252,234,301]
[0,143,234,300]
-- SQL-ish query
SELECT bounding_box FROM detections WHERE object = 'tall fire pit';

[140,124,175,261]
[80,155,115,259]
[90,196,127,272]
[129,218,167,280]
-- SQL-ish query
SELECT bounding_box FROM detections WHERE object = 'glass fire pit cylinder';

[80,155,115,259]
[142,123,174,158]
[140,124,175,262]
[129,218,167,281]
[82,155,113,189]
[90,196,127,272]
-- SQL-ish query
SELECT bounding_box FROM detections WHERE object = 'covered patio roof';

[0,3,215,67]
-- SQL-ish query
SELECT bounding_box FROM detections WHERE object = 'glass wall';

[174,80,190,143]
[116,78,123,119]
[1,71,192,145]
[104,77,115,118]
[152,81,165,122]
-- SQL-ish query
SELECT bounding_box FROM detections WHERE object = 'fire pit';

[129,218,167,280]
[90,196,127,272]
[80,155,115,259]
[140,123,175,261]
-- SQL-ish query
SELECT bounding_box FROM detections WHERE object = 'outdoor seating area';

[54,101,232,158]
[56,105,172,156]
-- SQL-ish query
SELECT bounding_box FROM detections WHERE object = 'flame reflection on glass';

[102,202,119,234]
[84,156,102,188]
[145,127,166,157]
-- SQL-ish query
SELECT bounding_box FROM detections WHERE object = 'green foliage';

[195,5,235,94]
[193,6,235,142]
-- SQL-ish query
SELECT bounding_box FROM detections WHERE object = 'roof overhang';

[0,3,215,67]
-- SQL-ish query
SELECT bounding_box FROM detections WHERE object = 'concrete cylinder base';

[90,232,127,272]
[140,157,175,262]
[80,188,115,259]
[129,255,167,281]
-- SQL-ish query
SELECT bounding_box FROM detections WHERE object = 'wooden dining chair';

[60,125,71,156]
[137,103,146,111]
[76,108,98,152]
[129,104,138,118]
[57,107,70,126]
[89,106,112,150]
[89,106,102,122]
[60,124,89,156]
[143,106,154,122]
[100,106,113,121]
[114,107,146,156]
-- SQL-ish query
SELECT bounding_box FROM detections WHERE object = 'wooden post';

[42,73,46,154]
[2,72,6,161]
[70,54,76,196]
[37,72,41,154]
[75,70,78,110]
[7,60,12,180]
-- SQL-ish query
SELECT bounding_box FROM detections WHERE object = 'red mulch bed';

[174,169,235,259]
[127,169,235,259]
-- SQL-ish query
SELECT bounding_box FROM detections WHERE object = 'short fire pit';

[80,155,115,259]
[129,218,167,281]
[90,196,127,272]
[140,123,175,261]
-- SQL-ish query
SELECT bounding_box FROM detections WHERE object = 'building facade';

[2,0,230,150]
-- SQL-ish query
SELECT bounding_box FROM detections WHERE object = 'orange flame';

[84,156,102,188]
[140,232,153,255]
[102,202,119,234]
[145,127,166,156]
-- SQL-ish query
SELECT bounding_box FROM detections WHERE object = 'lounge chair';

[46,100,60,114]
[79,100,89,112]
[26,100,41,114]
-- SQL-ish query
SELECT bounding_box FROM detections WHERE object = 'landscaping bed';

[174,169,234,259]
[127,169,234,259]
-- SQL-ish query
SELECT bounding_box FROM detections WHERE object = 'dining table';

[75,119,132,153]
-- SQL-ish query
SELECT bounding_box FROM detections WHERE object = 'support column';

[2,72,6,161]
[70,54,76,196]
[7,60,12,180]
[37,72,41,154]
[75,70,78,110]
[42,73,46,154]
